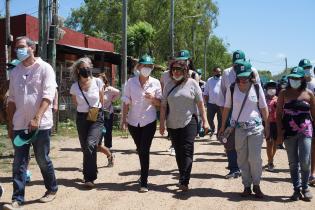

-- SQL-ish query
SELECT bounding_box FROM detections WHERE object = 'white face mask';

[267,89,276,96]
[281,84,287,89]
[173,75,184,81]
[134,69,140,76]
[289,79,301,89]
[140,67,152,77]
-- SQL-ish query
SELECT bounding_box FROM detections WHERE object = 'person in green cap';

[219,60,269,198]
[276,66,315,201]
[299,58,315,92]
[217,50,261,179]
[121,54,162,193]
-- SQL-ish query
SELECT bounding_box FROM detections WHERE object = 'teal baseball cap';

[287,66,305,79]
[232,50,246,64]
[13,130,39,147]
[298,59,312,69]
[139,54,154,64]
[7,59,21,69]
[234,60,252,77]
[175,50,191,60]
[196,68,202,75]
[265,80,277,88]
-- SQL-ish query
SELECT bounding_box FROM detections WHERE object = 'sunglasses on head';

[171,67,185,71]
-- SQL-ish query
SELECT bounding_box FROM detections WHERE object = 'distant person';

[203,67,222,137]
[217,50,261,179]
[160,60,209,191]
[121,54,162,193]
[4,36,58,210]
[263,80,278,172]
[276,67,315,201]
[98,73,120,167]
[70,57,110,187]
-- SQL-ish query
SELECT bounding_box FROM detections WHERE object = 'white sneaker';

[170,148,176,156]
[139,186,149,193]
[3,201,23,210]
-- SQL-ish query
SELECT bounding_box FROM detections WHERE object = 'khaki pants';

[235,127,263,187]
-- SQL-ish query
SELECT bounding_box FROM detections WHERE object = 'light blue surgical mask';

[16,48,30,61]
[289,79,301,89]
[304,69,311,77]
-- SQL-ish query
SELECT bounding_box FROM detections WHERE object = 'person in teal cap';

[121,54,162,192]
[219,60,269,198]
[276,66,315,201]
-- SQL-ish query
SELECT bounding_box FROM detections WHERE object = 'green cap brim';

[301,64,312,68]
[237,72,252,77]
[287,74,303,79]
[139,61,154,64]
[13,130,39,147]
[233,59,245,64]
[175,57,189,61]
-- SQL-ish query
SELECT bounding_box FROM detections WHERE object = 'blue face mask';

[16,48,30,61]
[289,79,301,89]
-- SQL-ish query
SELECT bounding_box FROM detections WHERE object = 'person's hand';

[120,120,128,131]
[144,92,155,102]
[29,116,41,131]
[53,105,58,113]
[160,123,165,136]
[218,127,225,137]
[202,120,210,134]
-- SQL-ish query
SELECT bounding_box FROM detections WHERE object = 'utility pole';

[170,0,175,56]
[38,0,49,60]
[204,37,207,80]
[48,0,57,70]
[285,57,288,71]
[5,0,11,80]
[121,0,128,87]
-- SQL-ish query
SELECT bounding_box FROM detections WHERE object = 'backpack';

[230,82,261,115]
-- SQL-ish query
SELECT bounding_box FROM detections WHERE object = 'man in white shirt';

[217,50,261,179]
[4,36,58,210]
[203,67,222,136]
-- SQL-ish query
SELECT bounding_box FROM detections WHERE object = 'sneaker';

[84,181,95,188]
[3,201,22,210]
[170,148,176,156]
[240,187,252,197]
[302,188,313,201]
[107,154,115,167]
[178,184,189,192]
[139,186,149,193]
[253,185,264,199]
[309,176,315,186]
[290,189,303,201]
[277,144,285,149]
[0,185,3,198]
[225,171,241,179]
[265,163,275,172]
[39,191,57,203]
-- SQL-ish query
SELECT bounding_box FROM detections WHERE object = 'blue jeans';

[284,133,312,191]
[12,129,58,203]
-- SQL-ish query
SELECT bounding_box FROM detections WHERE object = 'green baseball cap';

[7,59,21,68]
[234,60,252,77]
[13,130,39,147]
[265,80,277,88]
[287,66,305,78]
[175,50,191,60]
[232,50,245,64]
[196,68,202,75]
[298,59,312,69]
[139,54,154,64]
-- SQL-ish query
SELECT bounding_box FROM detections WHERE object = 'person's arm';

[53,89,58,113]
[6,101,16,139]
[121,103,129,130]
[159,103,167,136]
[110,87,121,102]
[260,107,270,139]
[309,91,315,129]
[29,99,51,131]
[71,95,78,107]
[121,81,131,130]
[218,107,231,135]
[197,100,209,132]
[276,90,285,144]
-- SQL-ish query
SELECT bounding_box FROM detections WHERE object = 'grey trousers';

[235,127,263,187]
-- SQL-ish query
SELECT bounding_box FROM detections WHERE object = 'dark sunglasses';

[171,67,185,71]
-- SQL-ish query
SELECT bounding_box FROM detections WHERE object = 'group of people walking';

[1,35,315,209]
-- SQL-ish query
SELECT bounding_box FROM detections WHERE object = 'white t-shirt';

[203,76,221,104]
[307,78,315,93]
[70,77,104,112]
[224,84,267,123]
[217,66,261,107]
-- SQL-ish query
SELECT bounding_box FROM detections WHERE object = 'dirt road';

[1,133,315,210]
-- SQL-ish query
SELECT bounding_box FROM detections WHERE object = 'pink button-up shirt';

[8,57,57,130]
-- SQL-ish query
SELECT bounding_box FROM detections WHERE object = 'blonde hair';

[70,57,93,81]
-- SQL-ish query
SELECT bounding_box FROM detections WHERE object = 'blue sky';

[3,0,314,75]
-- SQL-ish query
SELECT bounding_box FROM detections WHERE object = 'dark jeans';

[76,111,104,182]
[207,103,222,132]
[169,116,198,186]
[128,121,156,187]
[12,129,58,203]
[103,113,114,149]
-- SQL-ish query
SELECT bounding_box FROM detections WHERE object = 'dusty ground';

[1,131,315,210]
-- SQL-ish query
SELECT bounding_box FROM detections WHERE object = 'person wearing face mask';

[160,60,209,191]
[70,57,108,188]
[4,36,58,210]
[263,80,279,172]
[276,67,315,201]
[219,60,269,198]
[203,67,222,137]
[121,54,162,193]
